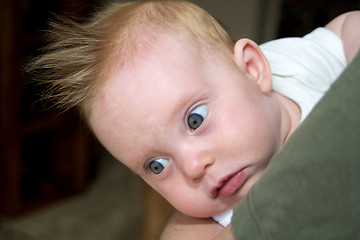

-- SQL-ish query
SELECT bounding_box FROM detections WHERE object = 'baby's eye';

[149,158,168,174]
[187,104,208,131]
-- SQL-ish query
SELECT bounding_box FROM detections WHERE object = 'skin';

[89,11,359,240]
[90,32,300,218]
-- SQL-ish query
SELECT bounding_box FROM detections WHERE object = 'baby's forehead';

[94,31,208,111]
[108,30,201,84]
[130,29,200,62]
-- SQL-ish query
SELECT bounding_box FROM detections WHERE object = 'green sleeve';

[231,51,360,239]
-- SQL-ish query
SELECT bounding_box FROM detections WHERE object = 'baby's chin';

[178,193,248,219]
[171,184,249,218]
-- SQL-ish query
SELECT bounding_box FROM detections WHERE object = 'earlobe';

[233,39,272,93]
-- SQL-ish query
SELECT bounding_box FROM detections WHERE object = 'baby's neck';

[273,91,301,146]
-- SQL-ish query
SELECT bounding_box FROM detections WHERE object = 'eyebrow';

[169,79,210,123]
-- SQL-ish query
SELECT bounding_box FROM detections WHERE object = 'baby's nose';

[180,150,214,181]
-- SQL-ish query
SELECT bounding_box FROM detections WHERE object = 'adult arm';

[160,211,229,240]
[325,11,360,62]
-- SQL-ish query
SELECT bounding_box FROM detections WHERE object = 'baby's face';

[90,33,281,218]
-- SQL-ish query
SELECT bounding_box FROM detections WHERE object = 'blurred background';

[1,0,359,239]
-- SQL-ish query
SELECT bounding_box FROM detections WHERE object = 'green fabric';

[232,51,360,239]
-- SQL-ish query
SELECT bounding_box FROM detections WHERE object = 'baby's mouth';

[211,169,246,198]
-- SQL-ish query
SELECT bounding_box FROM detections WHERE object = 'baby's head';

[29,0,279,218]
[28,0,234,117]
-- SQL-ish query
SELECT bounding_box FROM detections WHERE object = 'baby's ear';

[233,39,272,93]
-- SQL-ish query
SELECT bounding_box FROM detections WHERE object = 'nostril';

[204,162,213,169]
[192,163,213,182]
[193,177,201,182]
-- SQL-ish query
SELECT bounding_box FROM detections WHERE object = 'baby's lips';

[211,169,245,199]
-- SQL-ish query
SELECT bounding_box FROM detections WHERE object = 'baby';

[27,0,359,238]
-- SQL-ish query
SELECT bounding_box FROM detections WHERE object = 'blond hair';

[27,0,234,118]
